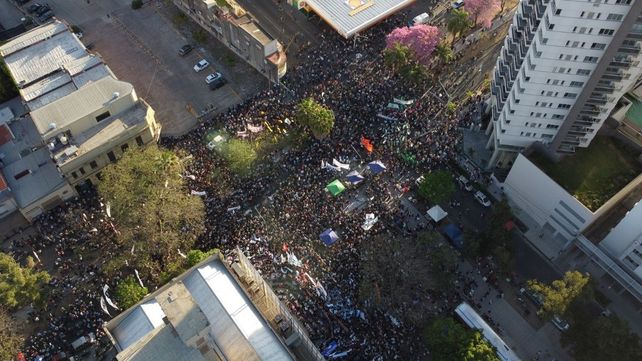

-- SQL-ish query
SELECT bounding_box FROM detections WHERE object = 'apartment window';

[570,81,584,87]
[136,136,144,146]
[546,91,554,96]
[573,26,577,32]
[552,114,565,120]
[579,27,587,34]
[95,111,111,122]
[580,11,585,17]
[79,167,86,175]
[107,151,116,162]
[599,28,615,36]
[90,161,98,169]
[577,69,590,76]
[558,104,571,109]
[558,67,566,73]
[548,23,555,30]
[584,56,598,63]
[525,132,532,137]
[526,122,530,126]
[564,92,578,99]
[615,0,632,4]
[555,9,562,15]
[607,13,624,21]
[572,41,579,48]
[541,134,554,139]
[552,80,559,86]
[587,12,595,19]
[541,102,548,107]
[71,171,78,179]
[121,143,129,153]
[525,76,531,81]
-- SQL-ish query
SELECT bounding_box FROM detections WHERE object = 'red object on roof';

[0,124,12,145]
[504,220,515,231]
[0,172,7,191]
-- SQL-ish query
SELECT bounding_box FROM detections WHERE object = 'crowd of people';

[5,10,499,361]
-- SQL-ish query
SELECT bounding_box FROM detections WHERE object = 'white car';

[457,175,473,191]
[413,12,430,25]
[193,59,210,72]
[552,315,570,331]
[452,0,465,9]
[205,72,222,84]
[474,191,491,207]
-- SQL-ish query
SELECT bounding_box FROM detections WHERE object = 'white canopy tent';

[427,205,448,222]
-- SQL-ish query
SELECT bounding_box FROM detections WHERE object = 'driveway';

[36,0,264,136]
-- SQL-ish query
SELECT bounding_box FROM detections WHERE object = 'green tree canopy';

[0,253,50,309]
[97,145,205,277]
[447,9,472,46]
[0,307,24,360]
[115,276,148,309]
[435,42,455,68]
[186,249,220,267]
[0,61,18,103]
[527,270,589,317]
[220,139,257,175]
[418,170,456,204]
[295,98,335,139]
[424,317,500,361]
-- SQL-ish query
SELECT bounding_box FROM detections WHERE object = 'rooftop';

[30,77,134,139]
[0,116,67,208]
[625,96,642,130]
[0,20,110,110]
[528,137,642,211]
[304,0,415,38]
[106,256,295,361]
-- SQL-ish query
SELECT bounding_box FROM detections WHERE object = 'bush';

[0,62,18,103]
[131,0,143,10]
[418,170,456,204]
[186,249,219,267]
[115,276,148,309]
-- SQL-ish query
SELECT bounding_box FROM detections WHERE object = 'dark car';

[27,3,42,13]
[178,44,193,56]
[17,0,32,5]
[38,10,54,23]
[35,4,51,16]
[208,76,227,90]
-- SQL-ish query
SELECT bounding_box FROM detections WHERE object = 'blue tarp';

[346,170,365,184]
[441,223,464,249]
[320,228,339,246]
[368,160,386,174]
[322,341,338,356]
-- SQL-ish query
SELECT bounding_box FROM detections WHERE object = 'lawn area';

[529,137,641,211]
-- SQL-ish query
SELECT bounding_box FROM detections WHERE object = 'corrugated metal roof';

[305,0,415,37]
[110,301,165,350]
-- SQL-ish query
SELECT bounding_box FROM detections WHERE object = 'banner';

[360,136,374,153]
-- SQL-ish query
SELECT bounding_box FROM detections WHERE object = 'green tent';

[326,180,346,196]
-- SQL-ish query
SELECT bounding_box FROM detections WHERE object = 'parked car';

[193,59,209,72]
[71,332,95,354]
[452,0,465,9]
[552,315,570,332]
[519,287,544,307]
[27,3,43,13]
[38,10,54,23]
[474,191,491,207]
[35,4,51,16]
[457,175,473,191]
[178,44,192,56]
[413,12,430,25]
[208,76,227,90]
[205,72,222,84]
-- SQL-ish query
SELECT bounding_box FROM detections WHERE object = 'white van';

[413,13,430,25]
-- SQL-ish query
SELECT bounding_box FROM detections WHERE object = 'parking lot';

[8,0,265,136]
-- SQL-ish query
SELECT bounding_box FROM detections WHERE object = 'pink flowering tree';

[465,0,501,29]
[385,25,442,65]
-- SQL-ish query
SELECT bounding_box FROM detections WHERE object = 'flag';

[361,136,374,153]
[247,123,264,133]
[32,251,41,263]
[135,269,145,289]
[177,249,187,259]
[106,202,111,218]
[100,297,111,316]
[282,243,289,252]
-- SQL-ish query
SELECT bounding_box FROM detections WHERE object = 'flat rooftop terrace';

[528,136,642,211]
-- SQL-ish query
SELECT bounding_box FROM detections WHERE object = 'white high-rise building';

[485,0,642,168]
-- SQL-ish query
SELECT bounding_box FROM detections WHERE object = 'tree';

[424,317,500,361]
[186,248,220,267]
[97,145,205,277]
[0,253,50,309]
[434,42,455,69]
[115,276,148,309]
[527,271,590,317]
[131,0,143,9]
[447,9,472,46]
[0,61,18,103]
[386,25,442,65]
[465,0,501,29]
[418,170,456,204]
[295,98,335,139]
[419,232,458,290]
[563,299,642,361]
[0,307,24,360]
[220,139,257,175]
[383,43,414,73]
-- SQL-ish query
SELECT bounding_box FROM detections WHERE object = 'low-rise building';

[173,0,287,82]
[105,250,325,361]
[0,20,160,223]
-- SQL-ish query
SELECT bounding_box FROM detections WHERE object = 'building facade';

[486,0,642,168]
[173,0,287,82]
[0,21,160,223]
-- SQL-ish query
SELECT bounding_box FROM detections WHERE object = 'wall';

[20,182,76,221]
[502,154,594,241]
[600,200,642,279]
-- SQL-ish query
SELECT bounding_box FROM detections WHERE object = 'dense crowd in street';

[4,11,500,361]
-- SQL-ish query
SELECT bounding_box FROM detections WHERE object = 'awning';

[427,205,448,222]
[320,229,339,246]
[368,160,386,174]
[441,223,464,249]
[326,180,346,196]
[346,170,365,184]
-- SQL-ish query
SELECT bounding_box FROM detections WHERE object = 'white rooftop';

[305,0,415,38]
